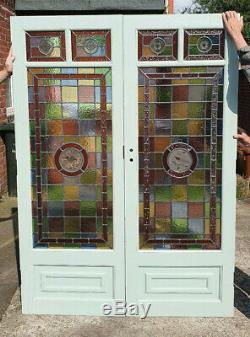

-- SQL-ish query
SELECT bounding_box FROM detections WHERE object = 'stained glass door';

[12,15,125,315]
[124,14,238,316]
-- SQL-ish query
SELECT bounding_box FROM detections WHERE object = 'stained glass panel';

[138,67,223,250]
[26,31,66,61]
[184,29,224,60]
[138,30,178,61]
[29,67,113,249]
[72,31,111,61]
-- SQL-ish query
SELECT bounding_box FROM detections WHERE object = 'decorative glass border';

[71,30,111,61]
[26,31,66,62]
[184,29,224,60]
[30,70,110,246]
[138,30,178,61]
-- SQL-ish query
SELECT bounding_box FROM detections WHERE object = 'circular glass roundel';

[197,36,212,53]
[54,143,88,176]
[150,37,166,55]
[83,37,99,55]
[162,142,198,178]
[38,38,54,56]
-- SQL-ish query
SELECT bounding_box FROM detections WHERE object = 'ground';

[0,197,249,337]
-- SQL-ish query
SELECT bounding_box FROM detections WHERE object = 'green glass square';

[171,219,188,233]
[162,46,172,56]
[96,217,102,232]
[191,67,206,73]
[138,103,155,119]
[96,137,101,152]
[49,37,60,46]
[95,35,106,47]
[31,153,36,168]
[216,202,221,217]
[41,153,47,168]
[80,170,96,184]
[156,87,171,102]
[219,86,224,101]
[32,218,37,232]
[155,186,171,201]
[44,79,61,86]
[65,244,81,248]
[107,136,112,152]
[188,103,205,118]
[42,218,48,232]
[80,201,96,216]
[205,202,210,218]
[45,104,62,119]
[48,185,64,200]
[189,79,206,85]
[189,46,199,55]
[217,137,223,152]
[105,70,112,86]
[172,120,188,135]
[65,232,80,238]
[30,121,35,136]
[40,121,46,136]
[95,67,108,74]
[45,68,61,74]
[108,185,113,201]
[206,86,212,101]
[204,154,210,169]
[79,104,95,119]
[188,186,204,201]
[217,153,222,168]
[171,186,187,201]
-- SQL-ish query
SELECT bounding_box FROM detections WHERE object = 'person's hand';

[234,132,250,146]
[4,47,15,75]
[222,11,247,50]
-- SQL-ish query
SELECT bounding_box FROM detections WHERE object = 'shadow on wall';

[234,267,250,319]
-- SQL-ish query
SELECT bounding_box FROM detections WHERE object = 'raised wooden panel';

[34,265,114,299]
[139,266,221,300]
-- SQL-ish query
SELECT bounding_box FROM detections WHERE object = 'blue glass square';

[172,202,187,218]
[188,219,204,234]
[47,201,64,216]
[80,185,96,201]
[80,120,96,136]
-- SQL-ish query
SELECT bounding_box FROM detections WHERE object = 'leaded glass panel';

[29,67,113,249]
[138,30,178,61]
[26,31,66,61]
[138,67,223,250]
[184,29,224,60]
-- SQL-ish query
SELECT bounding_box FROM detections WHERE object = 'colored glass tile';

[28,67,113,249]
[138,30,178,61]
[184,29,224,60]
[26,31,66,62]
[71,30,111,61]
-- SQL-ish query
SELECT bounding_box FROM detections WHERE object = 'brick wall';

[0,0,14,196]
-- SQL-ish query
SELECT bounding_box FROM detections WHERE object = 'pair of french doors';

[11,14,238,316]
